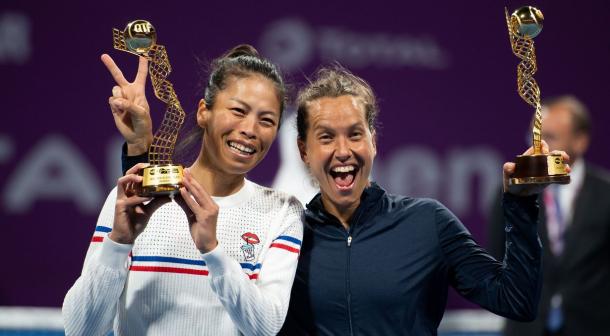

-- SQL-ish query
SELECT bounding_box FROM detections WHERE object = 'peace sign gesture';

[101,54,153,155]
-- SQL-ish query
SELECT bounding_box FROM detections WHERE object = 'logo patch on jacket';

[240,232,260,261]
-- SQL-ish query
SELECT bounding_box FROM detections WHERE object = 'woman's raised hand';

[503,140,571,196]
[101,54,153,155]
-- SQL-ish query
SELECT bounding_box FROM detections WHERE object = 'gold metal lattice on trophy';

[505,6,570,185]
[113,20,186,196]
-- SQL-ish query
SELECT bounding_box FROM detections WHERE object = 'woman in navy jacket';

[279,66,569,335]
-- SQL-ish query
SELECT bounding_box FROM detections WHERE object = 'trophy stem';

[532,103,543,155]
[506,7,543,155]
[147,46,185,166]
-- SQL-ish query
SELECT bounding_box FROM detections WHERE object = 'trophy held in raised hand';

[505,6,570,185]
[113,20,185,196]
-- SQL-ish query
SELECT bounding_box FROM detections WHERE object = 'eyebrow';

[230,97,279,120]
[229,98,251,110]
[313,121,365,131]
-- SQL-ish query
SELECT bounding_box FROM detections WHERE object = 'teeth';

[332,165,355,173]
[229,141,255,154]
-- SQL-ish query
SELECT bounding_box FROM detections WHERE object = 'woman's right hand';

[109,163,168,244]
[101,54,153,156]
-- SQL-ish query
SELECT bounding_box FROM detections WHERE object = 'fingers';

[112,86,124,98]
[182,169,215,208]
[541,140,550,154]
[101,54,129,86]
[503,162,516,176]
[109,97,124,115]
[173,193,196,219]
[135,56,148,86]
[502,162,515,193]
[143,196,171,213]
[179,187,200,215]
[117,173,147,202]
[126,162,150,175]
[521,139,551,156]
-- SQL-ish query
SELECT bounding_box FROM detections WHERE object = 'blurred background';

[1,0,609,335]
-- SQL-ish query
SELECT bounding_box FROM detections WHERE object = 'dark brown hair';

[296,65,378,141]
[175,44,286,163]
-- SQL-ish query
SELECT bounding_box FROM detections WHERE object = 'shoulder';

[385,192,445,214]
[586,164,610,187]
[248,180,304,213]
[381,191,455,227]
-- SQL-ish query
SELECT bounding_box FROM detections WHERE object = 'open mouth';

[227,140,257,156]
[329,165,359,190]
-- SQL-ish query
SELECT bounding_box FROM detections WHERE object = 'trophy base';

[138,164,184,197]
[509,153,570,185]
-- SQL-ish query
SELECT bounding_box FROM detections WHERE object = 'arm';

[439,192,542,321]
[63,164,166,335]
[486,186,508,261]
[204,199,304,335]
[62,188,132,336]
[101,54,153,175]
[121,142,148,175]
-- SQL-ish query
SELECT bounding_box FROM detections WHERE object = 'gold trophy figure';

[505,7,570,185]
[113,20,185,196]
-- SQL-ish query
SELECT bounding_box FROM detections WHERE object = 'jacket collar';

[305,182,386,227]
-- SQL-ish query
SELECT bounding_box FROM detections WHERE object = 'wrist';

[126,141,150,156]
[108,231,135,245]
[198,240,218,254]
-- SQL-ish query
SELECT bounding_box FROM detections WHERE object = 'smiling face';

[198,74,281,175]
[298,95,377,216]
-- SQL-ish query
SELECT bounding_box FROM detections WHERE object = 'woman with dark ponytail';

[63,45,303,336]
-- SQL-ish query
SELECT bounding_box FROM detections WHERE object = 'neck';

[190,153,245,197]
[321,195,360,230]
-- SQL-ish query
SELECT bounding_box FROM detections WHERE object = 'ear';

[196,99,209,128]
[297,139,308,164]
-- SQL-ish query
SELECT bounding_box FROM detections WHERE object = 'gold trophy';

[113,20,186,196]
[505,6,570,185]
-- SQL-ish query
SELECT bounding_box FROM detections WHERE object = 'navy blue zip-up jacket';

[280,182,542,335]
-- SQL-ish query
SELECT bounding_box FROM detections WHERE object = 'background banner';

[1,0,609,309]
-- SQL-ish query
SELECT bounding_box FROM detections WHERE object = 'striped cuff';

[98,237,132,270]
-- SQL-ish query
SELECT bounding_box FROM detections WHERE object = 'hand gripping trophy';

[505,6,570,185]
[112,20,185,196]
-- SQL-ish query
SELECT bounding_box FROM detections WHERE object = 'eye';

[231,107,246,116]
[350,131,363,140]
[318,133,333,143]
[260,117,276,127]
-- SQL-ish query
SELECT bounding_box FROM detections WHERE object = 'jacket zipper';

[346,232,354,336]
[345,208,365,336]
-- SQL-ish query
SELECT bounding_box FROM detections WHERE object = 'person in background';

[487,95,610,336]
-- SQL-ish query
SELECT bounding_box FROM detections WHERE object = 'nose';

[239,114,257,139]
[334,136,351,162]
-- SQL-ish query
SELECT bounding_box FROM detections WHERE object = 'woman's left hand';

[177,169,219,253]
[503,140,571,196]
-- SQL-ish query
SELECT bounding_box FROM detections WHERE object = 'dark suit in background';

[488,164,610,336]
[487,96,610,336]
